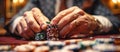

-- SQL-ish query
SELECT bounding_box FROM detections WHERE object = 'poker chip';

[50,50,61,52]
[92,44,116,52]
[47,41,65,50]
[95,38,114,44]
[50,49,73,52]
[14,44,36,52]
[13,38,119,52]
[28,41,47,46]
[62,44,80,52]
[64,39,82,45]
[78,40,96,49]
[82,49,100,52]
[35,32,46,41]
[0,45,11,51]
[34,46,49,52]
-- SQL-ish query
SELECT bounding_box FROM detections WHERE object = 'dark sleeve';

[93,0,120,34]
[4,0,38,35]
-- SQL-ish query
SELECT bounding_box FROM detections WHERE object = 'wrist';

[93,17,103,34]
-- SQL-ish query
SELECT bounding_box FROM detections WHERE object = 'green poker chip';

[35,32,46,41]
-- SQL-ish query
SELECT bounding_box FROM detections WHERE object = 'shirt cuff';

[93,15,113,33]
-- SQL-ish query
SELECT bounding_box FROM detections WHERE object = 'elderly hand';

[13,8,49,39]
[51,6,99,38]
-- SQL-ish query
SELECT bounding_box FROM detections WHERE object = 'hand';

[14,8,49,39]
[51,6,98,38]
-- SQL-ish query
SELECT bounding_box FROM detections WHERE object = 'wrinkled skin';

[14,8,49,39]
[51,6,98,38]
[14,6,98,39]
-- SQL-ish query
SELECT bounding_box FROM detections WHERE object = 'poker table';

[0,33,120,52]
[0,34,120,45]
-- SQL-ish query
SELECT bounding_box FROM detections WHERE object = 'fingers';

[16,23,22,35]
[16,23,28,39]
[24,11,41,33]
[22,27,34,39]
[51,6,77,25]
[31,8,45,24]
[16,23,34,39]
[58,9,84,30]
[20,17,27,31]
[68,18,90,37]
[31,8,49,30]
[60,15,87,38]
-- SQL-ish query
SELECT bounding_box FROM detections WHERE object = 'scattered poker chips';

[64,39,82,45]
[28,41,48,46]
[92,44,116,52]
[82,49,100,52]
[47,41,65,50]
[95,38,114,44]
[0,45,11,51]
[34,46,49,52]
[62,44,80,52]
[14,44,36,52]
[78,40,96,49]
[13,38,119,52]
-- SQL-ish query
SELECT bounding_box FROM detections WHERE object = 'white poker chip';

[48,41,65,45]
[78,40,96,46]
[34,46,49,52]
[47,41,65,50]
[64,39,82,45]
[14,44,36,52]
[62,44,80,50]
[28,41,47,46]
[82,49,100,52]
[0,45,11,51]
[92,44,116,52]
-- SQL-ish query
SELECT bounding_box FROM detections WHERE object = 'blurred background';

[0,0,120,34]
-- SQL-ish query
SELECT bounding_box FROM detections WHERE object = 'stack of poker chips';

[46,24,59,41]
[35,22,59,41]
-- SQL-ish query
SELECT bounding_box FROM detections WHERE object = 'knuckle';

[32,7,42,12]
[24,11,29,16]
[32,7,39,11]
[29,20,34,25]
[73,6,79,9]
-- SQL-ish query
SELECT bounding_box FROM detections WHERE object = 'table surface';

[0,34,120,52]
[0,34,120,45]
